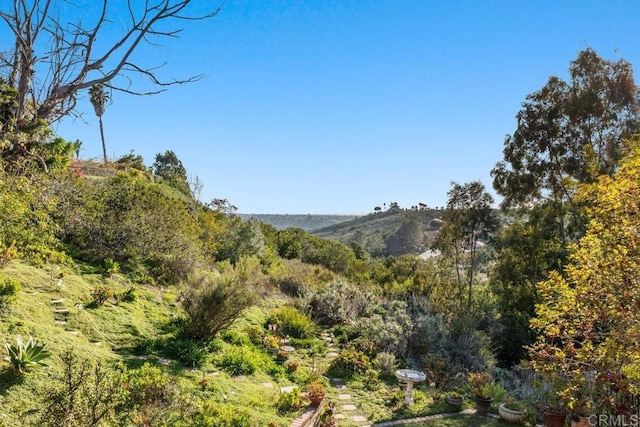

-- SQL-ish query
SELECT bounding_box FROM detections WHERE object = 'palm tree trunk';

[99,116,107,164]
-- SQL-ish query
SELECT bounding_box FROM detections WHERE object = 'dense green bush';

[122,363,172,407]
[37,351,123,427]
[327,348,371,377]
[182,272,257,341]
[165,337,208,368]
[171,399,252,427]
[61,172,202,283]
[0,275,20,311]
[277,387,305,414]
[90,285,113,306]
[220,329,251,346]
[309,280,373,326]
[353,300,412,356]
[218,347,259,376]
[267,306,315,339]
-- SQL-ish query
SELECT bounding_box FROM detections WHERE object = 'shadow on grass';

[0,368,24,395]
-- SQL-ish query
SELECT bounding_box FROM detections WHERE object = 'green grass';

[405,414,514,426]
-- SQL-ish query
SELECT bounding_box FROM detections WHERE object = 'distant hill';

[238,213,359,231]
[312,208,444,256]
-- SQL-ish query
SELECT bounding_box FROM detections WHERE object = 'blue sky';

[53,1,640,214]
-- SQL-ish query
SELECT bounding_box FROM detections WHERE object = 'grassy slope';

[0,261,297,426]
[313,209,443,248]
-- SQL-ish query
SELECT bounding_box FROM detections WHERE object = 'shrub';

[220,329,250,346]
[244,325,265,346]
[306,380,325,400]
[176,399,251,427]
[120,286,138,302]
[37,351,123,427]
[102,258,119,278]
[309,280,373,326]
[4,336,51,374]
[267,306,315,339]
[328,348,371,377]
[0,276,20,311]
[165,337,208,368]
[90,285,113,306]
[277,387,305,413]
[373,352,396,375]
[218,347,259,376]
[182,272,257,341]
[123,363,172,407]
[0,241,17,268]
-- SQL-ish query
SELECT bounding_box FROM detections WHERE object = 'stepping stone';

[336,385,347,391]
[330,378,344,385]
[92,341,102,346]
[327,352,339,358]
[338,394,351,400]
[335,414,346,419]
[280,385,298,393]
[75,304,84,310]
[53,320,67,325]
[210,372,220,376]
[261,382,274,388]
[234,376,246,381]
[157,358,171,366]
[66,330,80,335]
[136,355,148,360]
[54,308,70,314]
[51,299,64,304]
[342,404,357,411]
[352,415,368,422]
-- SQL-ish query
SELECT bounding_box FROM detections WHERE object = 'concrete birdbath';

[395,369,427,405]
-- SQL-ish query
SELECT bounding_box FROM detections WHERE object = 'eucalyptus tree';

[433,181,498,310]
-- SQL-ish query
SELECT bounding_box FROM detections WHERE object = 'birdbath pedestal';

[395,369,427,405]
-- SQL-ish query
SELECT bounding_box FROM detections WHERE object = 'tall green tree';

[152,150,190,196]
[529,140,640,415]
[433,181,498,310]
[492,48,639,212]
[89,84,108,164]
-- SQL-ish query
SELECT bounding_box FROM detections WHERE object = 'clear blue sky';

[53,0,640,214]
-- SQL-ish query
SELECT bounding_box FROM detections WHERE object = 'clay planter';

[543,410,568,427]
[447,395,463,407]
[308,395,324,405]
[474,395,493,415]
[498,403,525,423]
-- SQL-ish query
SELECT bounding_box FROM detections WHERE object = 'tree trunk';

[99,116,107,165]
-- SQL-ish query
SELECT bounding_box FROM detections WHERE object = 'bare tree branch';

[0,0,223,140]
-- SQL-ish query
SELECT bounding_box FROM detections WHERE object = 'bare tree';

[0,0,222,153]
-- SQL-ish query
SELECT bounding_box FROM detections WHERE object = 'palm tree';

[89,84,109,164]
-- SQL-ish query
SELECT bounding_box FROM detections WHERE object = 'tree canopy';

[529,139,640,414]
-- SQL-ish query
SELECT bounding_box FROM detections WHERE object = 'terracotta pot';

[309,395,324,405]
[544,410,567,427]
[474,395,493,415]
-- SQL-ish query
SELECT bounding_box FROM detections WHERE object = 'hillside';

[238,213,359,231]
[312,208,444,256]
